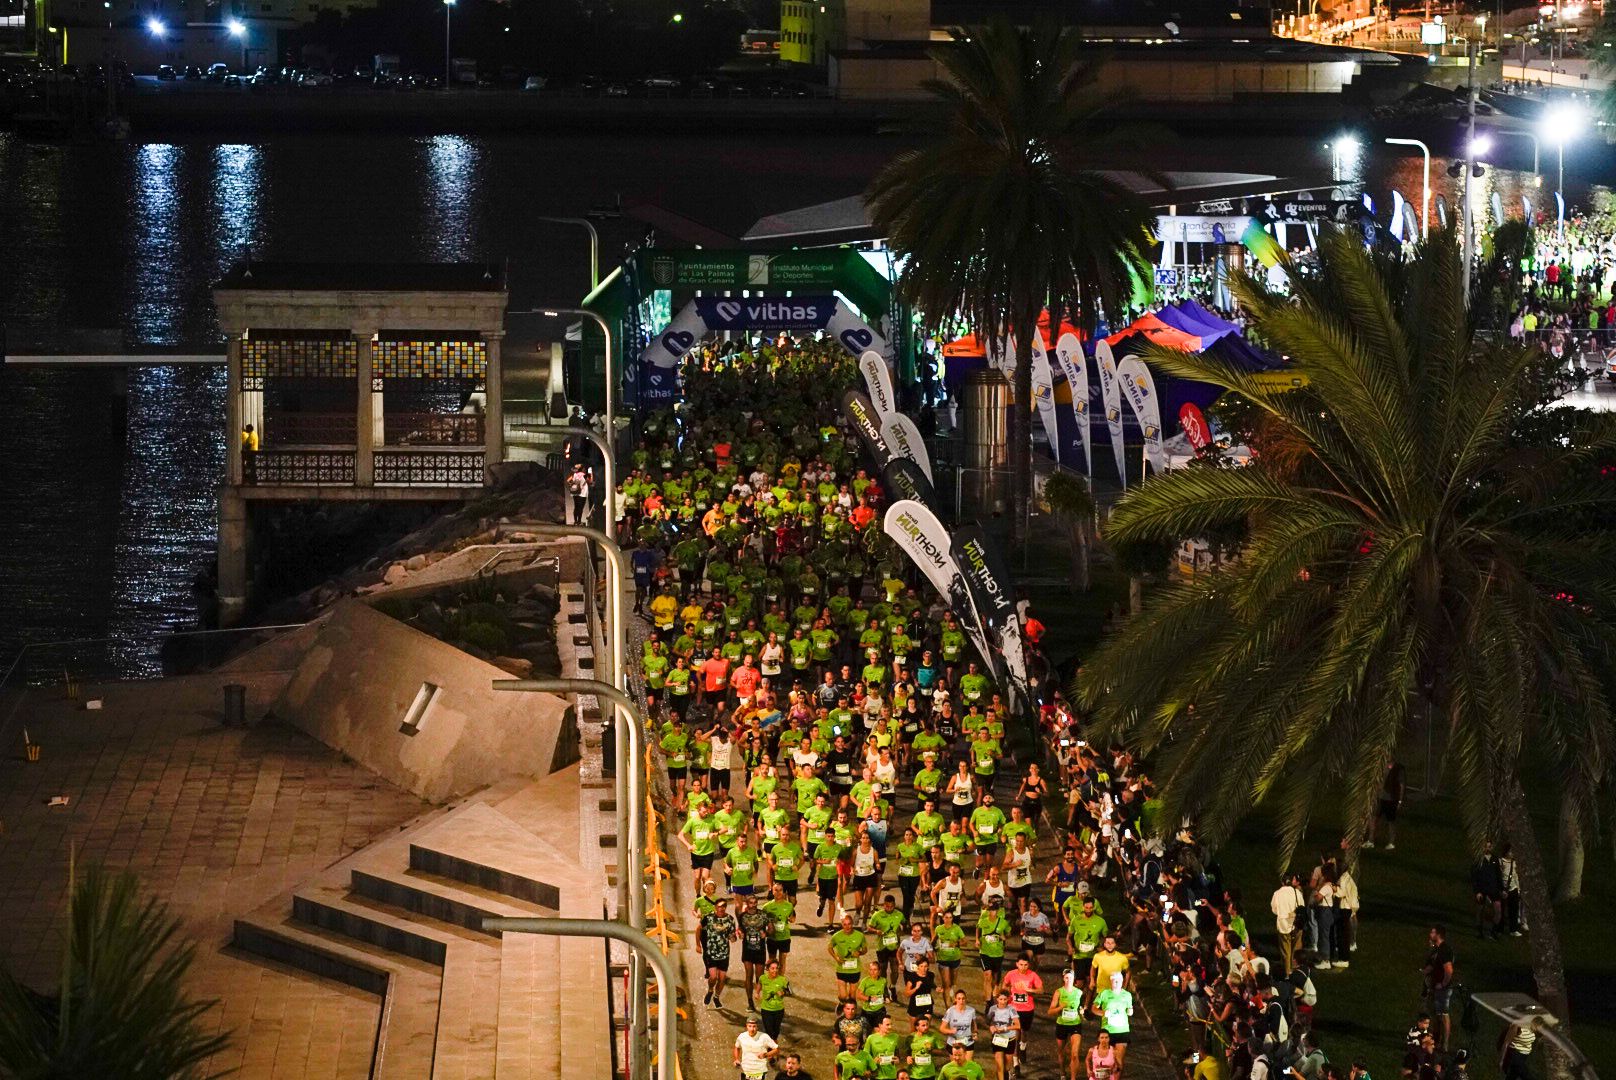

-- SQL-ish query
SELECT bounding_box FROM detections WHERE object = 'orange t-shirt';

[732,665,761,698]
[702,657,731,692]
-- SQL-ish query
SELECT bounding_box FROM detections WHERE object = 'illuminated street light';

[226,18,245,36]
[1542,101,1586,230]
[146,16,165,36]
[1469,135,1493,157]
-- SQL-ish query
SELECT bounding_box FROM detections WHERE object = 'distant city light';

[146,16,165,35]
[226,18,245,36]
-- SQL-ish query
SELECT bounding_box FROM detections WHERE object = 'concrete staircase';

[233,776,613,1079]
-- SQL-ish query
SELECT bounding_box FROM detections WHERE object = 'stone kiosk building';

[214,263,509,623]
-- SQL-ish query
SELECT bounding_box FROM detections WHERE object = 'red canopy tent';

[1103,312,1204,352]
[941,311,1085,358]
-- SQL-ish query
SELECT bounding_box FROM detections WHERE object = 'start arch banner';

[638,294,891,407]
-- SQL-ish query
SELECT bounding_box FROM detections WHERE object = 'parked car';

[522,75,546,91]
[206,63,229,82]
[183,65,204,79]
[604,82,629,97]
[298,70,333,87]
[156,64,177,80]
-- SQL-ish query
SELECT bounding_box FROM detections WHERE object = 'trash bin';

[223,683,247,728]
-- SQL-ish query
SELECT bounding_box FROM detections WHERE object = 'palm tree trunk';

[1502,778,1571,1025]
[1556,791,1584,901]
[1075,516,1091,592]
[1010,320,1036,549]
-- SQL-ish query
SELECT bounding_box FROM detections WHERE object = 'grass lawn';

[1213,795,1616,1080]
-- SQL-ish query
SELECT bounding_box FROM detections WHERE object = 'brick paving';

[0,670,429,1077]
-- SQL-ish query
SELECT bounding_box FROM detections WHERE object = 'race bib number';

[979,825,995,836]
[841,958,858,971]
[983,934,1000,944]
[882,935,899,948]
[775,920,789,935]
[1024,934,1044,946]
[915,994,932,1007]
[1078,942,1096,954]
[993,1033,1013,1048]
[870,994,885,1007]
[1061,1008,1081,1024]
[836,763,851,774]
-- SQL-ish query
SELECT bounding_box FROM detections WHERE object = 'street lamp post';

[1469,993,1600,1080]
[538,216,602,291]
[1384,137,1431,238]
[442,0,454,88]
[481,918,678,1080]
[1543,102,1585,238]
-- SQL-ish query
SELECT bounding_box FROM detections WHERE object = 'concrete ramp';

[271,600,569,803]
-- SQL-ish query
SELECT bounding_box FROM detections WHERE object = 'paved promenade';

[0,670,428,1076]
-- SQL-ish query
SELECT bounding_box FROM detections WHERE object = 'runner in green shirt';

[837,1049,875,1079]
[1049,971,1087,1078]
[975,898,1013,1003]
[939,1044,986,1080]
[969,733,1000,781]
[857,958,890,1025]
[815,838,847,925]
[908,1016,945,1079]
[1065,898,1108,981]
[912,800,946,851]
[678,803,720,891]
[792,765,828,814]
[725,833,759,895]
[868,895,907,985]
[862,1015,901,1079]
[829,914,868,1004]
[892,829,926,919]
[958,663,990,707]
[801,796,833,849]
[660,718,690,809]
[767,839,804,899]
[969,795,1006,875]
[757,793,791,851]
[713,798,747,854]
[933,911,966,996]
[786,630,812,673]
[756,959,790,1039]
[760,883,796,974]
[642,648,669,691]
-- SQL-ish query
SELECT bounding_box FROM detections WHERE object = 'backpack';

[1300,975,1318,1008]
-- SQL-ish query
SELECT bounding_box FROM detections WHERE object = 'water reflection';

[210,143,262,272]
[420,135,481,261]
[130,143,184,344]
[105,364,227,676]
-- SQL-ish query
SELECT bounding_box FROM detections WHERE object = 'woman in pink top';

[1087,1030,1120,1080]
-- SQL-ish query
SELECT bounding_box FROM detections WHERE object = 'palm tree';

[0,862,232,1078]
[1075,227,1616,1028]
[866,17,1156,543]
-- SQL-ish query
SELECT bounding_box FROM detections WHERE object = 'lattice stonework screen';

[241,337,359,382]
[375,338,487,380]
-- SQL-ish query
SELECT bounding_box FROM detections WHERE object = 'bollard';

[222,683,247,728]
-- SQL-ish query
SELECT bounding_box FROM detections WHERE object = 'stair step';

[432,943,502,1079]
[230,915,442,1080]
[350,868,555,937]
[292,887,456,966]
[410,843,562,910]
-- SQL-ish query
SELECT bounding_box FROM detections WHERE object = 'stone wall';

[270,599,568,803]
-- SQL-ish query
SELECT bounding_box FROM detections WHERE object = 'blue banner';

[693,295,839,332]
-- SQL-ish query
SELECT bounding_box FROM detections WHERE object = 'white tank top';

[854,847,878,876]
[937,880,964,912]
[1007,849,1033,888]
[952,776,974,805]
[980,879,1008,906]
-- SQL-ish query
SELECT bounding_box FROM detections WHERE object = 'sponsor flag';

[881,411,934,482]
[884,501,993,663]
[1492,191,1504,227]
[951,524,1028,697]
[1179,402,1211,451]
[1116,355,1166,475]
[841,390,892,469]
[858,349,898,418]
[637,299,707,377]
[826,303,892,363]
[1556,190,1565,227]
[1029,331,1062,466]
[1239,218,1284,269]
[1053,332,1092,480]
[1435,194,1449,230]
[1521,194,1531,222]
[1390,190,1406,241]
[882,458,938,511]
[1095,339,1128,487]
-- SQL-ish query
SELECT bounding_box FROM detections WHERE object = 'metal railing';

[372,450,485,486]
[245,449,356,485]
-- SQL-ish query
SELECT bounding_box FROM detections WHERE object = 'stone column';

[484,330,504,476]
[225,333,244,486]
[217,486,249,626]
[354,329,376,487]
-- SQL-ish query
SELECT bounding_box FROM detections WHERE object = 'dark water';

[0,128,1595,672]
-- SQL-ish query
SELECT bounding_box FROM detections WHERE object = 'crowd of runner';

[612,333,1515,1080]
